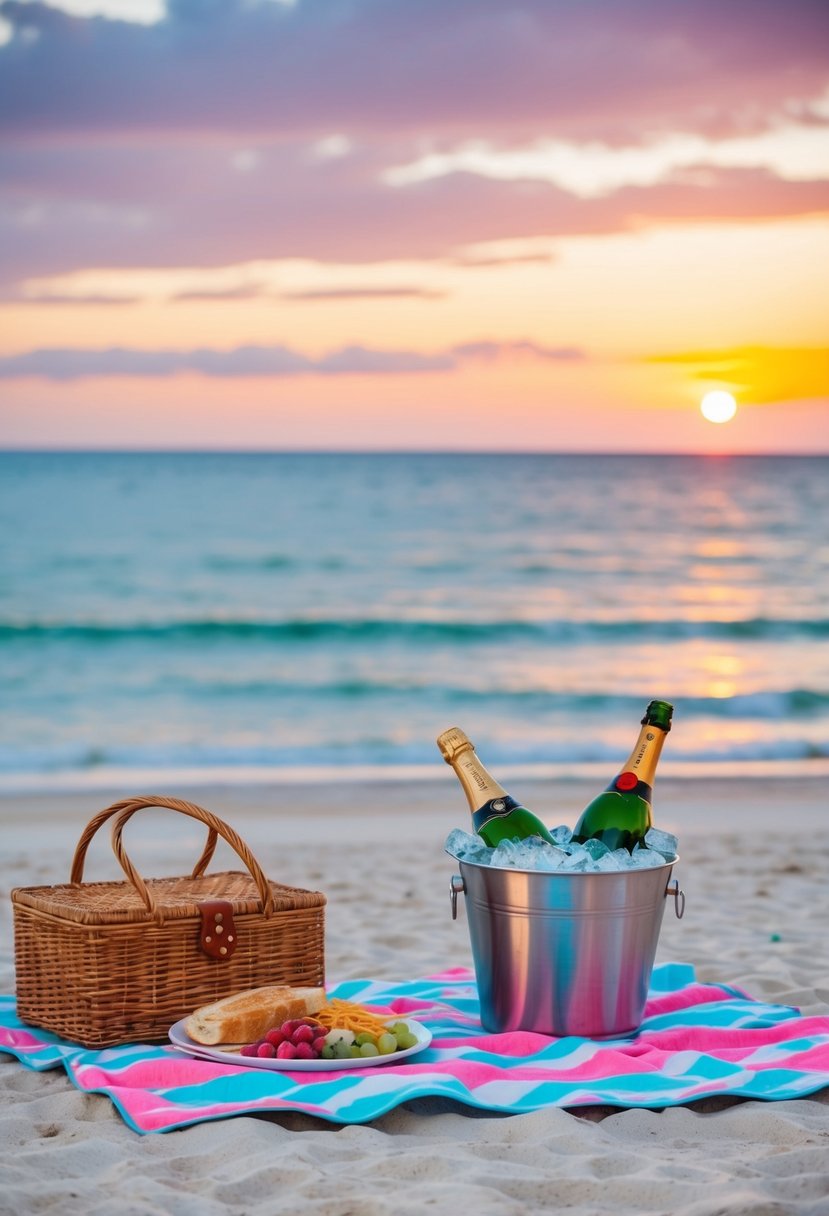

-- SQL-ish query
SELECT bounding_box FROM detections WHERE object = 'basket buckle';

[199,900,238,959]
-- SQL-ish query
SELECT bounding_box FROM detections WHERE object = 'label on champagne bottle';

[631,731,656,768]
[472,795,521,831]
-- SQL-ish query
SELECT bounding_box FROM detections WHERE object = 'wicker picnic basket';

[11,795,326,1048]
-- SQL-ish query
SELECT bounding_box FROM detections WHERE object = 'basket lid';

[12,871,326,926]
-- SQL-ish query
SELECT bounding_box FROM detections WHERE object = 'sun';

[700,390,738,424]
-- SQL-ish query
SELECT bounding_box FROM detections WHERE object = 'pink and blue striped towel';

[2,963,828,1134]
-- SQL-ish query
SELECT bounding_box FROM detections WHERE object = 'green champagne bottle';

[571,700,674,852]
[437,726,556,847]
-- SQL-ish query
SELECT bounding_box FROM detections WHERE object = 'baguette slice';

[185,985,326,1046]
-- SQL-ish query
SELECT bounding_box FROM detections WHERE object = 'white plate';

[168,1017,432,1071]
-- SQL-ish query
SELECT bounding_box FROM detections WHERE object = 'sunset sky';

[1,0,828,452]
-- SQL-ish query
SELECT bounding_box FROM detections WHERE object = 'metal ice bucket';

[449,855,685,1038]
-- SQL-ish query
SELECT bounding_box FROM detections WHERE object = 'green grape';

[348,1045,362,1057]
[397,1031,418,1049]
[325,1029,355,1048]
[377,1033,397,1055]
[359,1041,379,1057]
[355,1032,376,1047]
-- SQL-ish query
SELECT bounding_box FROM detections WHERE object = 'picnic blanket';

[2,963,828,1134]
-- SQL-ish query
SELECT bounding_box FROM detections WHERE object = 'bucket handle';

[450,873,466,920]
[667,877,686,919]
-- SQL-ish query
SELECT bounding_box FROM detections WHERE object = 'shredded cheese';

[311,999,391,1037]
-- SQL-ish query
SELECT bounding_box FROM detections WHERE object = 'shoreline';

[2,755,828,796]
[2,770,826,839]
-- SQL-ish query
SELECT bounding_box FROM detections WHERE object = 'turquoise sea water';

[1,451,828,791]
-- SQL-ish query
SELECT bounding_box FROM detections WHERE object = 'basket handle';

[70,794,221,885]
[69,795,275,922]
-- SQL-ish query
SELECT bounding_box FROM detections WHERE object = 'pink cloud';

[1,1,827,142]
[1,1,827,291]
[3,156,827,289]
[0,338,587,379]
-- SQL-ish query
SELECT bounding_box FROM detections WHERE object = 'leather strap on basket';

[199,900,238,959]
[68,795,275,925]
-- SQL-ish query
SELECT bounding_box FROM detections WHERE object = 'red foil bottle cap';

[615,771,638,791]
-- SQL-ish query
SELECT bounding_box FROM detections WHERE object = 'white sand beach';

[1,774,828,1215]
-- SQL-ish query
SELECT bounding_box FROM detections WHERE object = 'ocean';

[1,450,828,792]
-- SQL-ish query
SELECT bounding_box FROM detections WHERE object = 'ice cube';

[444,829,493,864]
[582,838,610,861]
[561,845,590,872]
[596,849,626,871]
[444,828,475,857]
[489,838,525,868]
[550,824,573,846]
[489,835,567,871]
[644,827,679,859]
[523,839,568,871]
[627,846,667,868]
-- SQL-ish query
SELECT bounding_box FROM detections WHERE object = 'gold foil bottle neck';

[436,726,475,764]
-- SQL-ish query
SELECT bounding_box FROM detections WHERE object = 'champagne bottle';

[437,726,556,847]
[571,699,673,852]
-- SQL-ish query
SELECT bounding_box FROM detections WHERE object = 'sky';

[1,0,828,452]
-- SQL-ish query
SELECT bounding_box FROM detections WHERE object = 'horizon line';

[0,447,827,459]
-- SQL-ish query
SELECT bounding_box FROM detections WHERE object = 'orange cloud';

[645,346,829,405]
